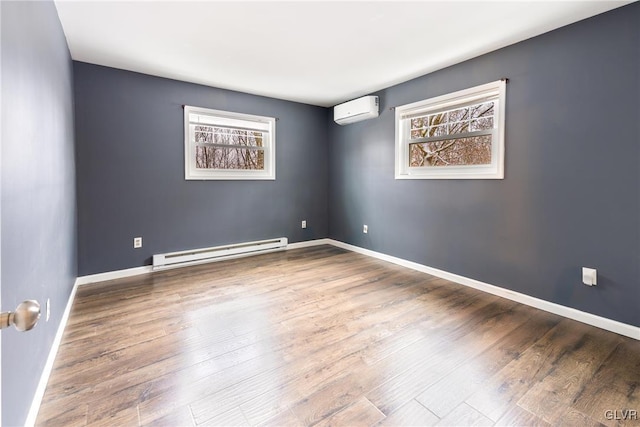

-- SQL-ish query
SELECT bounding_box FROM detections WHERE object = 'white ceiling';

[54,1,631,107]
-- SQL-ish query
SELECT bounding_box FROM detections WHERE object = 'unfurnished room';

[1,1,639,426]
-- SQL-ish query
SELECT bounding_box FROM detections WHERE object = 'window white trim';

[184,105,276,180]
[395,80,506,180]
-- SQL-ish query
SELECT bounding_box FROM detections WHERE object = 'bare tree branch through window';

[408,101,494,167]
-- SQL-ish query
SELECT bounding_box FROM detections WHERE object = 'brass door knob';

[1,300,41,331]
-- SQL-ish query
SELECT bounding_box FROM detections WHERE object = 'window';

[395,80,505,179]
[184,105,276,180]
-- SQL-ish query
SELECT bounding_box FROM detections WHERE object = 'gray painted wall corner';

[74,63,330,275]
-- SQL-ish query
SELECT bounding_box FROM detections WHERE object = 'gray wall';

[74,63,329,275]
[328,3,639,327]
[1,1,77,425]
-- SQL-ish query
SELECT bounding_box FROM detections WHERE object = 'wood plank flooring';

[36,246,640,426]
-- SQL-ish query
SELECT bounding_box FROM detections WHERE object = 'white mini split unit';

[334,95,379,125]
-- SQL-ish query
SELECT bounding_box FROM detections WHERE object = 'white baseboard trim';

[326,239,640,340]
[74,240,332,287]
[75,239,331,286]
[76,265,153,286]
[287,238,333,250]
[25,278,80,427]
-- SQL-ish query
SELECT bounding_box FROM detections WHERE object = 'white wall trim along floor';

[25,279,81,427]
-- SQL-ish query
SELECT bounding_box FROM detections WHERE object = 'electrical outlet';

[582,267,597,286]
[302,220,307,229]
[363,224,368,234]
[133,237,143,248]
[46,298,51,322]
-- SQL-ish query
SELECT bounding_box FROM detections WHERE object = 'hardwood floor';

[36,246,640,426]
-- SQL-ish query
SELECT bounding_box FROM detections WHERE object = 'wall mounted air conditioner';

[334,96,379,125]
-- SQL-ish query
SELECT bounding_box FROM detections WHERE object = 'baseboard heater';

[152,237,288,270]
